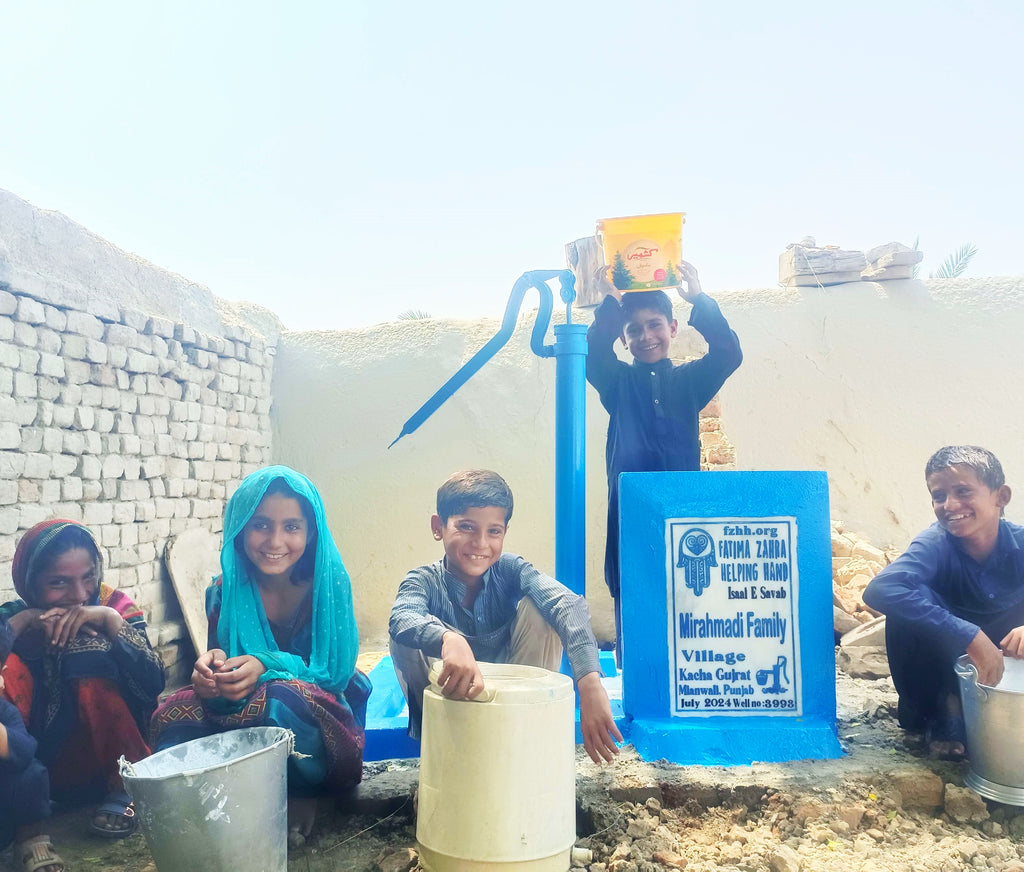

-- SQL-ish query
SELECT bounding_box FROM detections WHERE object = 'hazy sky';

[2,1,1021,331]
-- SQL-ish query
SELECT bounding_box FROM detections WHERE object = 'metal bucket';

[119,726,292,872]
[956,655,1024,804]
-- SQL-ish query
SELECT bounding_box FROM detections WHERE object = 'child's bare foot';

[925,693,967,761]
[927,738,966,761]
[287,795,318,847]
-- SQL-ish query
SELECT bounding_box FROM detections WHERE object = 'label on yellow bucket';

[597,212,685,292]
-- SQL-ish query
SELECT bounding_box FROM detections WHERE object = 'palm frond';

[396,309,433,320]
[929,243,978,279]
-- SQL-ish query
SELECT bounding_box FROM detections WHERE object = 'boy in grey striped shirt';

[389,469,621,764]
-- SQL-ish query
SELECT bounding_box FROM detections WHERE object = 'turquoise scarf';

[216,465,358,694]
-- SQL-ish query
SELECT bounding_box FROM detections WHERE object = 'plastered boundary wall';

[0,190,278,682]
[5,184,1022,660]
[273,276,1024,651]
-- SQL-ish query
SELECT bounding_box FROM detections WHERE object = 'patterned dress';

[151,580,369,795]
[0,584,165,800]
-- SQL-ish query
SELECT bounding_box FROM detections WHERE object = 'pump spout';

[389,270,571,447]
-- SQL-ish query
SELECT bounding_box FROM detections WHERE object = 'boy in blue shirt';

[587,261,742,658]
[864,445,1024,759]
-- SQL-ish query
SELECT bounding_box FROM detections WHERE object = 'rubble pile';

[831,521,894,627]
[572,758,1024,872]
[831,521,900,679]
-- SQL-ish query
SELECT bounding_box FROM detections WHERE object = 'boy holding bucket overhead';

[864,445,1024,760]
[586,260,742,660]
[388,469,621,764]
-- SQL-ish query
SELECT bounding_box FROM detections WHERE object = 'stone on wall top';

[779,237,867,287]
[861,241,925,282]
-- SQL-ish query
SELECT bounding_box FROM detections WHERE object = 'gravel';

[12,665,1024,872]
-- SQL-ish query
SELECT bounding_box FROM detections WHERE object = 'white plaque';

[665,517,801,717]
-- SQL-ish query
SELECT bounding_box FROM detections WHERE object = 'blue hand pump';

[389,270,588,599]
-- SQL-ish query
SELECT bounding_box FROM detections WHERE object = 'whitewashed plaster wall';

[6,185,1021,657]
[271,310,621,652]
[273,276,1024,651]
[720,277,1024,548]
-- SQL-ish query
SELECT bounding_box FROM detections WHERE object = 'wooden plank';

[164,526,222,656]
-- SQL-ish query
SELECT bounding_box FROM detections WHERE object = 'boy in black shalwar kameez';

[586,261,742,660]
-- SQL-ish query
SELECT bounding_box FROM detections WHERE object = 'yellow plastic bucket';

[597,212,685,292]
[416,663,576,871]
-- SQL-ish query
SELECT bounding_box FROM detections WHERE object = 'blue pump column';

[553,322,588,597]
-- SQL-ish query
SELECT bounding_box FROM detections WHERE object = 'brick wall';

[0,286,276,684]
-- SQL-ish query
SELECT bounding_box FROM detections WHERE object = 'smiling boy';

[388,470,621,764]
[587,261,742,658]
[864,446,1024,759]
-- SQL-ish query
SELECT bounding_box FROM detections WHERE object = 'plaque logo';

[675,528,717,596]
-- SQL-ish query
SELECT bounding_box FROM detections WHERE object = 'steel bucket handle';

[428,660,497,703]
[955,658,991,702]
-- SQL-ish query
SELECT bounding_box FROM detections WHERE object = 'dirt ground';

[5,666,1024,872]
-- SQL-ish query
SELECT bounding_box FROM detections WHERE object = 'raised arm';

[674,264,742,409]
[585,266,628,409]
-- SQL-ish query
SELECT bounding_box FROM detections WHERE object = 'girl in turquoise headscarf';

[151,466,370,840]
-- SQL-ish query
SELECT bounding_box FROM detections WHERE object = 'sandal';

[17,835,66,872]
[90,789,138,839]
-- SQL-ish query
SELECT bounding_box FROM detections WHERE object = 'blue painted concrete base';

[363,656,420,761]
[364,652,624,761]
[625,716,843,765]
[618,471,843,766]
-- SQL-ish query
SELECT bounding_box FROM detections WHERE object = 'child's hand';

[192,648,228,699]
[676,261,702,303]
[593,264,621,302]
[4,607,48,642]
[212,655,266,702]
[437,632,485,700]
[577,671,622,764]
[1001,626,1024,658]
[38,605,119,648]
[968,630,1005,686]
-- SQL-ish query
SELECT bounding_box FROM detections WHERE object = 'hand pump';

[390,270,587,598]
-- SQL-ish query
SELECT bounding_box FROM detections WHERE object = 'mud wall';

[273,276,1024,651]
[719,277,1024,547]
